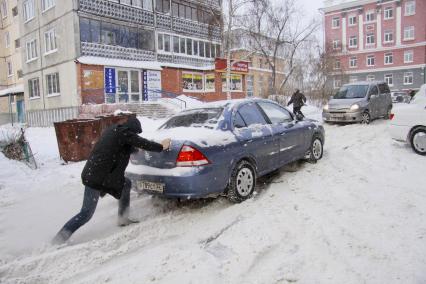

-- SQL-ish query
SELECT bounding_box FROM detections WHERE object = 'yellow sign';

[83,70,104,90]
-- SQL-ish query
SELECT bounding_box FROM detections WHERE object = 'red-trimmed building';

[322,0,426,91]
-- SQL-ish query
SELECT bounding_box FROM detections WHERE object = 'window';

[12,6,17,16]
[405,1,415,16]
[349,57,357,68]
[41,0,55,12]
[237,103,267,126]
[193,40,198,56]
[155,0,169,13]
[349,76,358,83]
[233,112,246,128]
[366,74,375,81]
[334,59,341,70]
[332,40,340,50]
[7,61,13,76]
[186,38,192,55]
[23,0,34,22]
[173,35,179,53]
[349,36,357,48]
[384,74,393,86]
[348,15,357,26]
[365,10,375,22]
[332,17,340,28]
[46,72,60,96]
[333,78,341,89]
[164,34,170,52]
[366,33,375,45]
[26,39,38,62]
[404,50,413,63]
[44,29,57,54]
[367,55,375,66]
[5,31,10,48]
[384,7,393,19]
[384,31,393,43]
[1,1,7,18]
[205,74,215,92]
[369,85,379,96]
[179,37,185,53]
[28,78,40,98]
[384,53,393,65]
[182,72,203,92]
[404,26,414,40]
[15,39,20,48]
[17,70,23,78]
[404,72,413,85]
[199,41,205,57]
[222,74,242,91]
[258,102,292,124]
[157,33,163,50]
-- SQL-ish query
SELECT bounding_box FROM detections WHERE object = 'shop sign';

[104,68,116,94]
[215,58,249,73]
[143,70,162,101]
[83,70,103,90]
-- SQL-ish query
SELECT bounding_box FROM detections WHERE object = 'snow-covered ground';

[0,105,425,284]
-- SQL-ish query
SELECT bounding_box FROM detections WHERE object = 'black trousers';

[293,106,304,117]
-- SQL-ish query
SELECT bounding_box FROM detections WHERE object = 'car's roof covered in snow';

[181,98,274,112]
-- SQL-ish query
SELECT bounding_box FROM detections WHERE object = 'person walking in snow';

[53,116,171,244]
[287,89,307,118]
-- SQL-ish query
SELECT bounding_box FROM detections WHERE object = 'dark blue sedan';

[126,98,325,203]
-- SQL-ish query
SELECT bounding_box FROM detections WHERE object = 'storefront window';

[222,74,242,92]
[205,74,215,92]
[183,73,203,92]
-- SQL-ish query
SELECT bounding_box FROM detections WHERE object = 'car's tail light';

[390,113,395,120]
[176,145,210,167]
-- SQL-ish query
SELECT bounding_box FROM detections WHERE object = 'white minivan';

[389,84,426,155]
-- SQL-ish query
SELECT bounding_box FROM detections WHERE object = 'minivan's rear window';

[334,85,369,99]
[161,108,223,129]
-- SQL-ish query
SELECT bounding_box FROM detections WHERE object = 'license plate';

[331,114,344,118]
[137,181,164,193]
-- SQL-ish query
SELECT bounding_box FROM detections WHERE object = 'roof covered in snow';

[0,84,24,97]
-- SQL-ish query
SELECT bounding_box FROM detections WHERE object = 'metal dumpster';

[96,113,136,134]
[54,118,102,162]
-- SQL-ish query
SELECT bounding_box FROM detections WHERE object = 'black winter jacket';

[287,91,307,108]
[81,117,163,199]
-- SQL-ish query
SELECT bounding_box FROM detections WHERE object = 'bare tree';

[242,0,319,96]
[222,0,251,99]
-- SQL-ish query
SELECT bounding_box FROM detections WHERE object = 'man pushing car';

[53,116,171,244]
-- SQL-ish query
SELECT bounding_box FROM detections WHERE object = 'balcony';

[157,54,215,67]
[81,42,155,61]
[79,0,154,27]
[172,17,221,41]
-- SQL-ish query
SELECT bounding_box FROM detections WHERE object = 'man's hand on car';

[161,138,171,151]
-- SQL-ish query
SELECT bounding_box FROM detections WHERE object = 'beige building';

[0,0,24,123]
[231,49,286,98]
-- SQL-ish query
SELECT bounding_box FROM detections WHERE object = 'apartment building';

[323,0,426,91]
[0,0,24,124]
[15,0,243,124]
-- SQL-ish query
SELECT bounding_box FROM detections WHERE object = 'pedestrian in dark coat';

[287,89,307,118]
[53,116,171,244]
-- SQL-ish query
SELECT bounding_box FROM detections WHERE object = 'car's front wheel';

[410,127,426,156]
[227,160,256,203]
[307,137,324,163]
[361,111,371,124]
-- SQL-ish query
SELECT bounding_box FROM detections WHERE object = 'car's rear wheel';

[410,128,426,156]
[361,111,371,124]
[227,160,256,203]
[307,137,323,163]
[384,106,392,119]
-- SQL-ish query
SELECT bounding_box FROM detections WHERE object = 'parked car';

[391,91,411,103]
[126,99,325,203]
[323,81,393,124]
[389,84,426,155]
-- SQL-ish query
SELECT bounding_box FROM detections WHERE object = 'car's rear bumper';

[322,111,362,123]
[125,163,229,199]
[389,124,410,142]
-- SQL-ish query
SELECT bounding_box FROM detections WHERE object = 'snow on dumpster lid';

[76,56,163,71]
[0,84,24,97]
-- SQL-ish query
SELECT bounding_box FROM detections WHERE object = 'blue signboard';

[105,68,116,94]
[142,70,148,101]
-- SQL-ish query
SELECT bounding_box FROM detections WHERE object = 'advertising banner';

[104,68,116,94]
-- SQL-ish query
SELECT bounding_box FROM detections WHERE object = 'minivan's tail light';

[390,113,395,120]
[176,145,210,167]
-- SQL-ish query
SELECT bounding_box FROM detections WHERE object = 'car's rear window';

[161,108,223,129]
